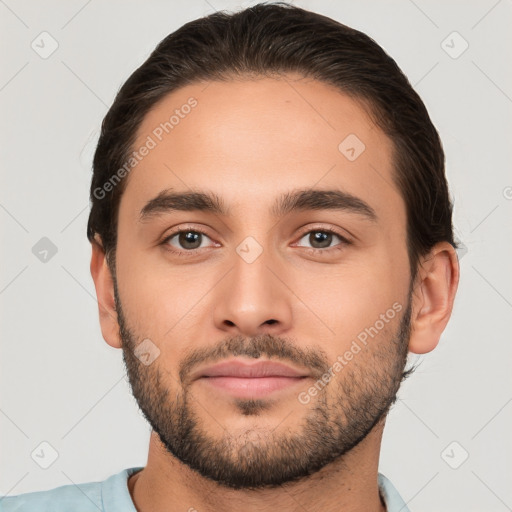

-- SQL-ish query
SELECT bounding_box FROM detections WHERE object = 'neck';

[128,424,387,512]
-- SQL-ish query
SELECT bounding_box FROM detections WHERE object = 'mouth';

[193,359,310,399]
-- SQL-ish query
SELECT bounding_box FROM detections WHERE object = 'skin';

[90,74,459,512]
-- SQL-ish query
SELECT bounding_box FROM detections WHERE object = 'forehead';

[121,74,403,224]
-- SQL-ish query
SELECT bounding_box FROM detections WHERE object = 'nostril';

[265,319,278,325]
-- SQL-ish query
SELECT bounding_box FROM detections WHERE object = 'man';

[2,2,459,511]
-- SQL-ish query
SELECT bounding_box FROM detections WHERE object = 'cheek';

[116,245,214,340]
[289,254,406,351]
[326,290,396,348]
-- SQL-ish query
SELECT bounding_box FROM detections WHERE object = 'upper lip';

[193,359,310,380]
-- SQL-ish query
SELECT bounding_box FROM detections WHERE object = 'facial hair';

[115,280,413,490]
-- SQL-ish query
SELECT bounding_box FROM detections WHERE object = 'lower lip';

[198,376,306,398]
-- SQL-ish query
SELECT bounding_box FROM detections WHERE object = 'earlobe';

[90,238,122,349]
[408,242,460,354]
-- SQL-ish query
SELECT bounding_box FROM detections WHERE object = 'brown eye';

[309,231,333,249]
[166,230,211,250]
[179,231,202,249]
[297,230,345,250]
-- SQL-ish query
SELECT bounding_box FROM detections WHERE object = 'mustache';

[179,333,329,384]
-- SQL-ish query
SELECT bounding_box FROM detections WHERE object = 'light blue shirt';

[0,468,410,511]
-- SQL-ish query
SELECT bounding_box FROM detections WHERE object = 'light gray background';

[1,1,511,511]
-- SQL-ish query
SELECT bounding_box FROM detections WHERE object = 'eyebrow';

[139,188,377,222]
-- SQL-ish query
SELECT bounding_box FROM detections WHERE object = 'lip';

[192,359,310,399]
[196,360,309,379]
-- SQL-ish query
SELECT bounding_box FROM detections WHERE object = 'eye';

[163,229,214,251]
[161,227,350,258]
[296,229,349,251]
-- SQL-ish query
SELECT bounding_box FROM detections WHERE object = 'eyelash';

[160,226,351,258]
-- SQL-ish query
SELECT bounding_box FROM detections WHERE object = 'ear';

[408,241,460,354]
[90,237,122,349]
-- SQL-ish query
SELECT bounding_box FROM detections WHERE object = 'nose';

[212,248,293,337]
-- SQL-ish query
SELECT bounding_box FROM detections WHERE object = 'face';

[113,75,413,489]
